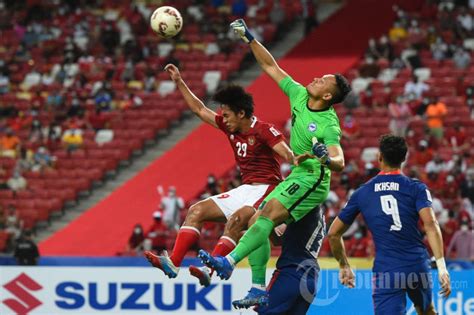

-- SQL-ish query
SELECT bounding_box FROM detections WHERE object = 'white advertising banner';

[0,267,271,315]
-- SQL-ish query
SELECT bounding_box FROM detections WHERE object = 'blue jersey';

[338,173,432,272]
[276,206,324,272]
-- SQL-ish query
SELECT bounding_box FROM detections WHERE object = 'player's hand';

[339,265,355,288]
[164,64,181,82]
[312,142,330,165]
[274,223,287,237]
[294,153,314,166]
[230,19,255,44]
[438,272,451,298]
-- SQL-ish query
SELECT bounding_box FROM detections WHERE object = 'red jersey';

[215,115,284,185]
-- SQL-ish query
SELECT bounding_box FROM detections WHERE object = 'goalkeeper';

[199,19,351,311]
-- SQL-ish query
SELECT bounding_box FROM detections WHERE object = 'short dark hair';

[213,85,254,118]
[379,134,408,168]
[330,74,352,105]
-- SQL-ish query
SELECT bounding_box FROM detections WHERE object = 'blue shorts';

[372,261,433,315]
[257,266,317,315]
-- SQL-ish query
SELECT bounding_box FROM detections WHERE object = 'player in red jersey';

[145,64,294,287]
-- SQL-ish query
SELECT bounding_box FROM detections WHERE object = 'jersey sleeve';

[415,181,433,212]
[278,76,307,109]
[259,124,285,148]
[322,124,342,146]
[338,189,361,225]
[214,115,229,134]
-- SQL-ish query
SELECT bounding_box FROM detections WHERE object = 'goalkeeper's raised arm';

[230,19,288,84]
[165,63,218,128]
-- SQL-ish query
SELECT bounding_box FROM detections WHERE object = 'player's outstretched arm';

[230,19,288,84]
[272,141,295,164]
[328,217,355,288]
[419,207,451,298]
[165,64,218,128]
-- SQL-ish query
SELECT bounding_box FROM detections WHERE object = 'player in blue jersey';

[328,135,451,315]
[239,205,323,314]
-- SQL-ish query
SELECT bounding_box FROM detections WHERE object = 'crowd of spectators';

[329,0,474,260]
[1,0,306,255]
[124,0,474,261]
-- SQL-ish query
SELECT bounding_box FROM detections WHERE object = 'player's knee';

[225,213,248,235]
[260,199,289,224]
[186,204,205,224]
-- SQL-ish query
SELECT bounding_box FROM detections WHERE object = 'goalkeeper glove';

[230,19,255,44]
[312,142,331,166]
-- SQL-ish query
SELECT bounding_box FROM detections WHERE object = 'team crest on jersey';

[248,136,255,145]
[308,122,317,132]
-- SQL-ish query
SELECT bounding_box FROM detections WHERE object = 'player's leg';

[190,206,255,286]
[256,267,316,315]
[407,263,435,315]
[199,174,325,279]
[373,272,406,315]
[145,198,226,277]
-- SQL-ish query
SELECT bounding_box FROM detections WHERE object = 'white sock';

[225,254,236,266]
[252,284,266,291]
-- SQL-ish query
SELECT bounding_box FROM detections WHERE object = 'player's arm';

[272,141,294,164]
[165,64,218,128]
[230,19,288,84]
[328,217,355,288]
[419,207,451,298]
[326,145,345,172]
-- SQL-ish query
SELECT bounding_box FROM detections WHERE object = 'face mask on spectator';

[134,227,142,234]
[354,232,363,240]
[461,224,469,232]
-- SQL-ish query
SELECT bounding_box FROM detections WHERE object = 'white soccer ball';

[150,6,183,39]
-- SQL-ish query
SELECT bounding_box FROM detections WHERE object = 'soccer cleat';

[189,265,211,287]
[232,287,269,309]
[144,250,179,278]
[197,250,234,280]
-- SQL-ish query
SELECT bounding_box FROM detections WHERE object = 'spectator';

[388,21,407,42]
[145,211,168,253]
[404,75,429,99]
[453,47,471,69]
[365,38,381,60]
[5,205,22,240]
[14,230,40,265]
[7,170,27,192]
[160,186,185,231]
[447,125,468,151]
[378,35,394,61]
[0,71,9,94]
[61,129,83,151]
[425,154,447,174]
[126,223,145,255]
[15,147,33,173]
[346,228,374,257]
[461,168,474,204]
[431,37,448,61]
[442,211,459,249]
[446,221,474,259]
[231,0,247,17]
[341,113,360,140]
[388,96,411,137]
[425,97,448,139]
[32,146,55,172]
[0,129,20,158]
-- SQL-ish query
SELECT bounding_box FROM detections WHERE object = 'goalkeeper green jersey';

[279,76,342,178]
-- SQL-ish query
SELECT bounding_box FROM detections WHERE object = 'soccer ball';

[150,6,183,39]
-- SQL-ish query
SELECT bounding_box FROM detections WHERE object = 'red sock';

[211,236,236,257]
[170,227,200,267]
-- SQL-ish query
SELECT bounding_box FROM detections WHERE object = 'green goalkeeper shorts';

[259,168,330,223]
